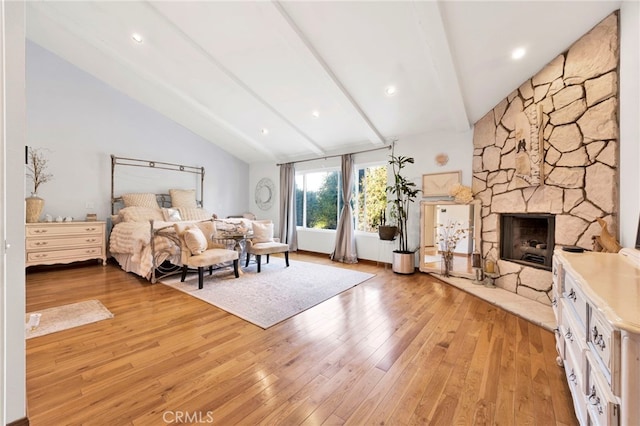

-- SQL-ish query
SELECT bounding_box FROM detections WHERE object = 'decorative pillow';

[111,214,122,225]
[194,221,222,249]
[183,227,208,255]
[118,206,164,223]
[162,208,182,222]
[252,221,274,243]
[121,193,160,209]
[170,189,197,208]
[178,207,211,221]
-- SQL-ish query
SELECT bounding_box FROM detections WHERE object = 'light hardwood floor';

[25,253,577,425]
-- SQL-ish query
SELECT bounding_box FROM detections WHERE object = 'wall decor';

[434,153,449,166]
[513,103,543,188]
[255,177,275,211]
[422,171,461,197]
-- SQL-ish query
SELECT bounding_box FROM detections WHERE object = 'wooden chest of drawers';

[25,221,106,267]
[553,249,640,426]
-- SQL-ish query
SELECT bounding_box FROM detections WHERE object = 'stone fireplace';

[472,13,619,305]
[500,214,555,270]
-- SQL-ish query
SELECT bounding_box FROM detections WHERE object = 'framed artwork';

[422,171,461,197]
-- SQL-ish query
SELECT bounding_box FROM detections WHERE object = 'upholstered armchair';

[174,220,239,289]
[245,220,289,273]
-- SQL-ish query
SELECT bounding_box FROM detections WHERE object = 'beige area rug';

[161,258,375,329]
[25,300,114,339]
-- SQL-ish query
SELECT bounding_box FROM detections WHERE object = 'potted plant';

[386,143,420,274]
[377,206,398,241]
[25,147,53,223]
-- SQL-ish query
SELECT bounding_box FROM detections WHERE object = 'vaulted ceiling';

[26,1,621,164]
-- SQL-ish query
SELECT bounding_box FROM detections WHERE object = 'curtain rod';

[276,144,392,166]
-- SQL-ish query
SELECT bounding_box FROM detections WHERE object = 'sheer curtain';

[279,163,298,251]
[331,154,358,263]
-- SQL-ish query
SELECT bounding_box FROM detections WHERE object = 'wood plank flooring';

[25,253,577,425]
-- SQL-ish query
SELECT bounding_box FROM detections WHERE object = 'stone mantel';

[472,13,620,306]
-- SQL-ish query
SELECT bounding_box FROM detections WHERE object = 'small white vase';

[25,194,45,223]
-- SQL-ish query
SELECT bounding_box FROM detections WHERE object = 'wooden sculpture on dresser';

[592,217,621,253]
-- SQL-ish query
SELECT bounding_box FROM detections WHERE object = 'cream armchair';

[174,220,239,289]
[245,220,289,273]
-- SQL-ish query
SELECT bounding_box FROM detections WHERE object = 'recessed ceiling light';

[511,47,526,60]
[261,128,269,135]
[132,33,143,43]
[312,110,320,118]
[385,86,397,96]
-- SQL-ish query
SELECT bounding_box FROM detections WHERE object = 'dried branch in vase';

[26,147,53,195]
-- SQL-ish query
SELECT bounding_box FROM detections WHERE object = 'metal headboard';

[111,155,205,215]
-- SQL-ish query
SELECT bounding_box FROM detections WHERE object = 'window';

[296,163,387,233]
[296,170,341,230]
[355,164,388,232]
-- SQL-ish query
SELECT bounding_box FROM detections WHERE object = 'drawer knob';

[33,229,47,234]
[588,385,604,415]
[568,369,577,384]
[85,227,96,231]
[86,238,97,243]
[591,326,606,351]
[565,328,574,342]
[567,288,576,301]
[35,242,48,246]
[551,297,557,307]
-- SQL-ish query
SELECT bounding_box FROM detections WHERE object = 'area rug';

[25,299,114,339]
[161,258,375,328]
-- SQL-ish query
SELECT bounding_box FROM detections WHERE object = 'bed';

[108,155,252,283]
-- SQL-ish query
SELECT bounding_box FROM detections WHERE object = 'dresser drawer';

[26,235,103,250]
[589,307,620,393]
[585,351,620,426]
[563,273,589,329]
[27,247,104,264]
[26,223,103,237]
[560,300,587,369]
[564,342,588,425]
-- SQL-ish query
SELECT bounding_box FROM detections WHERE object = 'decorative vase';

[442,251,454,277]
[25,194,45,223]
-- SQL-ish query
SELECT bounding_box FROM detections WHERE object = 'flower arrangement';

[26,147,53,196]
[437,220,468,276]
[448,183,473,204]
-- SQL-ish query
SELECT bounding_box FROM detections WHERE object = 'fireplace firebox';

[500,213,555,270]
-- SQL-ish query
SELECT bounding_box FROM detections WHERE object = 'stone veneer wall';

[472,13,619,305]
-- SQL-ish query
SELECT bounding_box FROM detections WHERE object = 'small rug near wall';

[161,258,375,328]
[25,300,114,339]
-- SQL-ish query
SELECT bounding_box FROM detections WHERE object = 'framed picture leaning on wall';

[422,171,461,197]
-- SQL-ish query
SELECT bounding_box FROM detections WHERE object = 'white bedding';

[109,220,182,279]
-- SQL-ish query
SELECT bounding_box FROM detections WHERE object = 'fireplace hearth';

[500,213,555,270]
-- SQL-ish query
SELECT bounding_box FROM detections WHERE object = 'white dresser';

[25,221,107,267]
[552,248,640,425]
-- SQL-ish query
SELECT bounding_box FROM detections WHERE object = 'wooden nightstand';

[25,221,106,267]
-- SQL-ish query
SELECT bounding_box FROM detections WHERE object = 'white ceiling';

[25,1,621,164]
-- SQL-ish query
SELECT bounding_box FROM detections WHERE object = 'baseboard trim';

[8,416,29,426]
[294,249,391,267]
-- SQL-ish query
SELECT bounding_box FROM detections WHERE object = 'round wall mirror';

[255,178,275,210]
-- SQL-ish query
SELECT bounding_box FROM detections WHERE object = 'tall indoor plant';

[386,143,420,274]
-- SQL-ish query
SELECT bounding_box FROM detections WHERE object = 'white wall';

[26,41,250,221]
[4,2,27,422]
[249,129,474,263]
[619,1,640,248]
